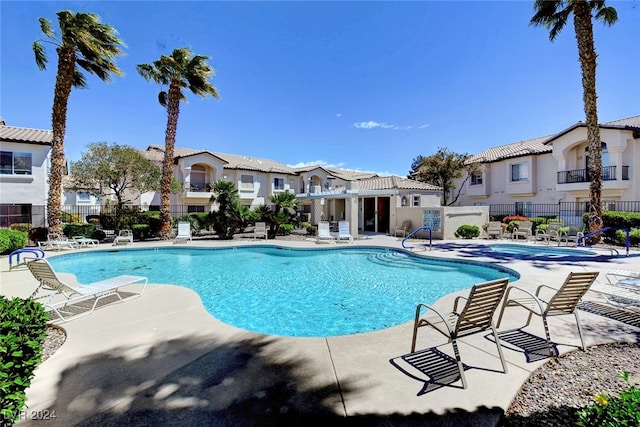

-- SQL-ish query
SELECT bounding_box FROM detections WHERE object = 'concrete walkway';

[2,235,639,426]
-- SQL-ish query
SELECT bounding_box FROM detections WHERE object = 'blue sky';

[2,1,639,177]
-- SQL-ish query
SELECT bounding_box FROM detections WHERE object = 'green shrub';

[91,229,107,241]
[62,223,96,238]
[577,371,640,427]
[136,211,162,236]
[0,297,49,424]
[131,224,150,240]
[60,211,81,224]
[279,223,294,235]
[454,225,480,239]
[9,223,32,233]
[610,228,640,247]
[0,230,28,255]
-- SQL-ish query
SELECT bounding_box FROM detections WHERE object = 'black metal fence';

[489,201,640,226]
[2,201,640,230]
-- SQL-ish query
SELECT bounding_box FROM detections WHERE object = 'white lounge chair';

[113,229,133,246]
[316,221,336,244]
[38,233,79,251]
[27,258,147,322]
[605,269,640,288]
[174,222,192,243]
[254,222,268,240]
[337,220,354,243]
[589,269,640,309]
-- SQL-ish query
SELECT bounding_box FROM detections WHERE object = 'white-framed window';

[240,174,254,191]
[0,151,32,175]
[470,171,483,185]
[77,192,91,202]
[510,162,529,182]
[273,177,285,191]
[412,195,420,207]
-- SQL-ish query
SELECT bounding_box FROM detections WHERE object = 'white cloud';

[336,113,342,118]
[288,160,346,169]
[353,120,429,130]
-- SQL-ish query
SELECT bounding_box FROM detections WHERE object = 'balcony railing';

[557,166,628,184]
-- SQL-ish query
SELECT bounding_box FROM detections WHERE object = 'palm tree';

[137,48,220,238]
[33,10,125,234]
[531,0,617,240]
[269,191,300,236]
[209,180,241,239]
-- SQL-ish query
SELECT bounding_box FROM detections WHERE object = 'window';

[470,171,483,185]
[273,177,285,191]
[510,162,528,182]
[412,195,420,207]
[0,151,32,175]
[77,192,91,202]
[240,174,254,191]
[187,205,206,213]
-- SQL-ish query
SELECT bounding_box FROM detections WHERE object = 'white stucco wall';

[0,142,50,206]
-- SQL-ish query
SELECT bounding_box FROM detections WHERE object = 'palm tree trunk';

[47,47,75,234]
[159,80,181,238]
[573,0,603,242]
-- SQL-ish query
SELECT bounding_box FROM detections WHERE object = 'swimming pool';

[48,246,519,337]
[489,243,598,257]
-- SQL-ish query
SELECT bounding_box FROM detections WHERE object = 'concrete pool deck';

[2,235,639,425]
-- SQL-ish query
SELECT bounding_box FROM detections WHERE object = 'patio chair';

[496,271,599,356]
[316,221,336,244]
[38,232,79,251]
[113,229,133,246]
[535,221,562,244]
[512,221,533,241]
[174,222,192,243]
[558,225,584,246]
[254,222,268,240]
[410,277,510,389]
[486,221,503,239]
[395,220,412,238]
[27,258,148,322]
[337,220,354,243]
[605,269,640,288]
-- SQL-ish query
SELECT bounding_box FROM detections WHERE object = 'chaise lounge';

[27,258,148,322]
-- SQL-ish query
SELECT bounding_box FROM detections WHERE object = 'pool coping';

[2,235,639,424]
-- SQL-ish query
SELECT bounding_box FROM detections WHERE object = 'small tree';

[411,148,471,206]
[70,142,160,228]
[269,191,300,236]
[209,180,244,239]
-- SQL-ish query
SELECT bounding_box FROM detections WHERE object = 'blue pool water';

[489,243,598,257]
[48,246,519,337]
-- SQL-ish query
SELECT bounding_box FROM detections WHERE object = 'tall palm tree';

[33,10,125,234]
[137,48,220,238]
[531,0,617,240]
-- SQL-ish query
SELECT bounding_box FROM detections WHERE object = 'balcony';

[557,166,628,184]
[183,183,213,199]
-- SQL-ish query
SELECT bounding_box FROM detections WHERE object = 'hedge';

[0,297,49,424]
[0,230,28,255]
